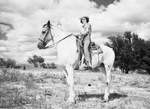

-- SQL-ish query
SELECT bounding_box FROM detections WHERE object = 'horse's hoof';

[67,97,75,103]
[102,99,109,103]
[103,96,109,103]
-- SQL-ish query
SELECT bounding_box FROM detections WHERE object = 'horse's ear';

[47,20,50,26]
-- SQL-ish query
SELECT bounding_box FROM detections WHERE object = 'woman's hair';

[80,16,89,24]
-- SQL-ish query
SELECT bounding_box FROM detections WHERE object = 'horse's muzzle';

[37,42,46,49]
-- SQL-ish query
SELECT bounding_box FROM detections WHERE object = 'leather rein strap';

[44,33,74,49]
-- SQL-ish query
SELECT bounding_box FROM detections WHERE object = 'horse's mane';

[52,25,69,38]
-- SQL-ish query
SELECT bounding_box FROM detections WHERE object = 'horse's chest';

[57,48,78,65]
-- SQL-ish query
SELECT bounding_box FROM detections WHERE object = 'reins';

[44,33,74,49]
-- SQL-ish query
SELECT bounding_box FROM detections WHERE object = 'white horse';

[37,20,115,102]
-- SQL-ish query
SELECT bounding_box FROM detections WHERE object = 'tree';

[0,58,5,67]
[106,32,134,73]
[107,31,150,74]
[50,62,57,69]
[40,63,47,68]
[140,41,150,73]
[27,55,44,67]
[0,58,16,68]
[6,58,16,68]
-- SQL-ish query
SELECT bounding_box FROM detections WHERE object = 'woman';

[79,16,92,68]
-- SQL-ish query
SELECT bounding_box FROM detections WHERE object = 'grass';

[0,69,67,109]
[0,69,23,82]
[0,68,150,109]
[0,86,31,108]
[0,69,40,108]
[40,72,67,85]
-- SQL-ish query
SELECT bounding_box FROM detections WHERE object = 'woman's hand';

[74,34,81,38]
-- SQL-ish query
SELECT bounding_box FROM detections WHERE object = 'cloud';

[136,22,150,40]
[89,0,150,37]
[0,0,103,63]
[0,23,13,40]
[0,0,150,63]
[0,47,8,52]
[55,0,150,39]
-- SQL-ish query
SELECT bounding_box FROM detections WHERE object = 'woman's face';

[82,18,87,24]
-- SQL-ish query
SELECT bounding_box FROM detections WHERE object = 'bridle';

[38,21,76,49]
[38,23,54,46]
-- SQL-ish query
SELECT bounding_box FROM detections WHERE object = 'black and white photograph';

[0,0,150,108]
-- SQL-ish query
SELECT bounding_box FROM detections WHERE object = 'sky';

[0,0,150,64]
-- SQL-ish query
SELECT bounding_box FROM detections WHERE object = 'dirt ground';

[0,68,150,109]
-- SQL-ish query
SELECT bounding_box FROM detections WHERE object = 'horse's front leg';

[65,65,75,102]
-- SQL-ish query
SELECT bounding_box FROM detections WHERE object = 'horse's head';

[37,20,54,49]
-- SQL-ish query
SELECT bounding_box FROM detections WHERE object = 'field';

[0,68,150,109]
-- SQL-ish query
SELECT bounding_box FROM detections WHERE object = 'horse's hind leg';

[104,64,112,101]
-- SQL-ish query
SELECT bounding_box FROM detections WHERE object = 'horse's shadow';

[77,92,127,102]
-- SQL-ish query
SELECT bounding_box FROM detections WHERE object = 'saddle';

[76,37,103,65]
[90,42,103,54]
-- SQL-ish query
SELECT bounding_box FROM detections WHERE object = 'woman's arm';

[80,24,91,36]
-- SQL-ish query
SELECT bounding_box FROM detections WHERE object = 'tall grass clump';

[41,73,67,84]
[0,69,36,89]
[0,69,23,83]
[23,73,36,89]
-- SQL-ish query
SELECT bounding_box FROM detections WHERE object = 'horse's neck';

[51,27,77,55]
[52,26,68,43]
